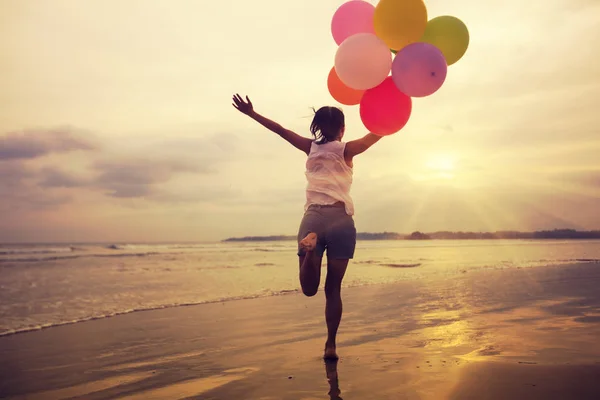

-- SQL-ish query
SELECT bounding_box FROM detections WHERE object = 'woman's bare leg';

[323,258,349,359]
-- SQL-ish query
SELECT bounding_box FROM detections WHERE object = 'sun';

[425,154,457,179]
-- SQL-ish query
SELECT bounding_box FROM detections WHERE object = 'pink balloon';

[335,33,392,91]
[360,77,412,136]
[331,1,376,46]
[392,42,448,97]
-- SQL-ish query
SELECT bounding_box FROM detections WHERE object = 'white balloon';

[334,33,392,91]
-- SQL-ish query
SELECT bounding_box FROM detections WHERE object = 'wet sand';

[1,262,600,399]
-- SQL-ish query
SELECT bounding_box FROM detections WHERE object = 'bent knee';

[302,286,319,297]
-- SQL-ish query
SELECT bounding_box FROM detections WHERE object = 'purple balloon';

[392,42,448,98]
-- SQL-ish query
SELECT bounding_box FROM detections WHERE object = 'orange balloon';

[327,67,365,105]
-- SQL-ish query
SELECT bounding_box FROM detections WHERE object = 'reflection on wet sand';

[325,359,343,400]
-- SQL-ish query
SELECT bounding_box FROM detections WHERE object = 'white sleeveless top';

[304,140,354,215]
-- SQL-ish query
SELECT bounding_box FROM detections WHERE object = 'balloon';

[392,42,447,97]
[327,67,365,105]
[331,1,376,46]
[360,77,412,136]
[373,0,428,51]
[420,16,469,66]
[335,33,392,90]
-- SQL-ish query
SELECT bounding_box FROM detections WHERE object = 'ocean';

[1,239,600,337]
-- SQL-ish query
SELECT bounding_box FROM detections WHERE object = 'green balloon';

[420,16,469,66]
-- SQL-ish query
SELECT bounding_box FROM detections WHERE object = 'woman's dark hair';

[310,106,345,144]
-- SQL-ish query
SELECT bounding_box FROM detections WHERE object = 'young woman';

[232,94,383,359]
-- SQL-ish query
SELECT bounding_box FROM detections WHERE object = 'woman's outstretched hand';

[232,94,254,116]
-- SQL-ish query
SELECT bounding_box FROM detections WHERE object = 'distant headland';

[222,229,600,242]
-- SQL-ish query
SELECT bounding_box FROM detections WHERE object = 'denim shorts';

[297,203,357,259]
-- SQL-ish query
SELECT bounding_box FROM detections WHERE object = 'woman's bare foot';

[299,232,317,252]
[324,342,338,360]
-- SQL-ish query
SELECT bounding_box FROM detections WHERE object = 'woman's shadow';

[325,359,343,399]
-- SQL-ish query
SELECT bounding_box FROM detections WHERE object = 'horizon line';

[3,228,600,245]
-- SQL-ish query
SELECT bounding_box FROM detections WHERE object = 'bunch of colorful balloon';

[328,0,469,135]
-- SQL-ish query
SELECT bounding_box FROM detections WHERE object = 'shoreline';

[3,259,600,339]
[0,289,303,339]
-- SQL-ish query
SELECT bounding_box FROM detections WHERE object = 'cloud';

[84,132,240,200]
[0,161,32,186]
[38,167,89,188]
[17,193,74,210]
[91,158,209,199]
[553,170,600,187]
[151,186,241,204]
[0,127,98,160]
[0,127,238,210]
[102,183,154,199]
[0,165,73,213]
[0,128,95,214]
[135,131,239,167]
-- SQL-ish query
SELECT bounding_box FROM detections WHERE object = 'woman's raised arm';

[233,94,312,155]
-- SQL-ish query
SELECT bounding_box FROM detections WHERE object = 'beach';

[2,259,599,399]
[3,0,600,398]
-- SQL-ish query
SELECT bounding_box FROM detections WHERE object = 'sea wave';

[0,288,301,337]
[383,263,422,268]
[0,246,75,255]
[106,244,161,250]
[0,278,403,338]
[0,252,164,264]
[0,245,293,264]
[104,243,222,251]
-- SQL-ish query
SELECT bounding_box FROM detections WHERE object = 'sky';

[1,0,599,242]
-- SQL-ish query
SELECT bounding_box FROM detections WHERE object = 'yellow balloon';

[373,0,428,51]
[420,16,469,66]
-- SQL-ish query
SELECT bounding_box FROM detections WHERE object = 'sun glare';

[426,155,456,172]
[425,154,457,180]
